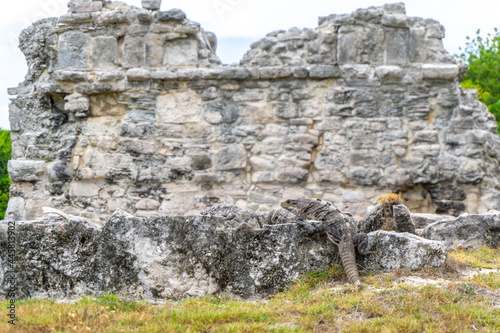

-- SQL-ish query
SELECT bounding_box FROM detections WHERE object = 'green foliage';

[459,28,500,134]
[0,129,11,220]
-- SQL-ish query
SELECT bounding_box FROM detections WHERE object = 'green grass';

[1,248,499,332]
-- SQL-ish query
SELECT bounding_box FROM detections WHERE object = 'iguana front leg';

[353,233,373,255]
[295,213,327,235]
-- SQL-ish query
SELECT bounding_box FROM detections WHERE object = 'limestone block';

[381,14,408,28]
[252,171,277,183]
[233,90,265,102]
[249,155,276,171]
[157,90,201,123]
[422,64,459,80]
[8,160,46,182]
[251,137,284,155]
[360,231,447,271]
[123,139,156,155]
[278,153,310,169]
[145,34,165,67]
[124,36,145,68]
[97,71,125,81]
[215,144,247,170]
[259,67,292,79]
[89,94,126,117]
[262,124,289,137]
[277,167,308,183]
[350,167,381,185]
[82,117,122,137]
[141,0,161,10]
[91,37,118,70]
[426,21,446,39]
[413,130,438,143]
[409,27,426,62]
[126,68,151,81]
[274,103,299,119]
[163,39,198,67]
[221,68,251,80]
[384,27,408,65]
[8,104,21,132]
[410,144,440,157]
[69,0,103,13]
[190,156,212,170]
[248,192,278,205]
[457,160,485,183]
[59,13,94,24]
[309,65,340,78]
[337,25,362,63]
[5,197,26,220]
[47,161,71,181]
[58,31,89,69]
[53,70,89,82]
[69,182,101,197]
[156,9,186,22]
[64,93,90,112]
[241,102,273,124]
[95,11,129,24]
[135,199,161,210]
[124,109,156,123]
[375,66,402,81]
[107,198,132,212]
[204,98,239,124]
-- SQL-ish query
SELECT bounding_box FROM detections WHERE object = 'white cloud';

[1,0,499,129]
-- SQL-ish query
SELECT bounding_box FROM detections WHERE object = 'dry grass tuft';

[377,192,403,205]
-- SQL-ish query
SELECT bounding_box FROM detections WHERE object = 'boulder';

[361,231,447,271]
[422,211,500,250]
[411,213,455,229]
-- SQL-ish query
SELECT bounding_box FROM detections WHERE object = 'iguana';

[280,198,370,290]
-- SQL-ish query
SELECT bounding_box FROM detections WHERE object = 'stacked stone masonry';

[6,1,500,222]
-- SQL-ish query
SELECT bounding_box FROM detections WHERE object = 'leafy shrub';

[458,28,500,134]
[0,130,11,220]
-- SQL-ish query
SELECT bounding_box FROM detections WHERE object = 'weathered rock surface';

[360,231,447,271]
[412,212,455,229]
[0,207,451,300]
[358,201,416,234]
[422,211,500,250]
[6,1,500,222]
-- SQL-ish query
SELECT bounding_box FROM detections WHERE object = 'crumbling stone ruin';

[5,0,500,223]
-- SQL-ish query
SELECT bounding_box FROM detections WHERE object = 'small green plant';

[461,283,476,295]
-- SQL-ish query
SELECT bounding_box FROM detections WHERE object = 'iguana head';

[280,198,316,215]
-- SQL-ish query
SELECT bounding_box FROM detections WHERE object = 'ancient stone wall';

[6,1,500,222]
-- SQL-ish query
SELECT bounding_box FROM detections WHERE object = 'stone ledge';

[7,160,46,182]
[53,70,90,82]
[422,64,459,80]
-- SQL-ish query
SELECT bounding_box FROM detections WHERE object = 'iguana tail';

[339,236,362,290]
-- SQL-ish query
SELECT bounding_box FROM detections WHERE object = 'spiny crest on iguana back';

[280,198,357,235]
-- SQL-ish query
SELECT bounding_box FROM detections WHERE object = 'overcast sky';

[1,0,499,130]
